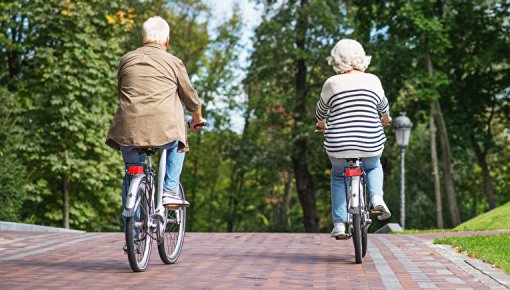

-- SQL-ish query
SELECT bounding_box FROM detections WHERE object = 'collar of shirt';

[143,42,165,50]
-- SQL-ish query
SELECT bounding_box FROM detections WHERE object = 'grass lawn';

[454,202,510,231]
[394,229,457,234]
[395,201,510,234]
[434,234,510,274]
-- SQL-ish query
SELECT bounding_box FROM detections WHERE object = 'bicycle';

[339,158,377,264]
[123,148,186,272]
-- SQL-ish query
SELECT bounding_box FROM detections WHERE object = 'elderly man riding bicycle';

[106,16,205,210]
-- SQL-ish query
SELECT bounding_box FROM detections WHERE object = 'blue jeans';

[120,141,185,210]
[329,154,384,224]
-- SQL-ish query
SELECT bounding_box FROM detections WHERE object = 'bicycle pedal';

[370,210,382,215]
[164,204,188,209]
[334,234,350,240]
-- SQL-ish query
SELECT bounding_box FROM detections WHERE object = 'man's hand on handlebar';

[315,121,326,133]
[189,117,207,132]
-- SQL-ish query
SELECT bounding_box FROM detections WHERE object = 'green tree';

[1,0,133,230]
[245,0,352,232]
[439,0,510,211]
[0,87,28,221]
[351,0,510,227]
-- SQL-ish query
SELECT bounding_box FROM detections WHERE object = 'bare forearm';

[190,105,202,121]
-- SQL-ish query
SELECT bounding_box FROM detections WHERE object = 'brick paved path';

[0,231,506,289]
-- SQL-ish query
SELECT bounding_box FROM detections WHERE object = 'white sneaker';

[162,194,190,208]
[371,195,391,220]
[330,223,347,239]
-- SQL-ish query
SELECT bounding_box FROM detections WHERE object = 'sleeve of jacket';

[117,57,123,100]
[315,79,332,121]
[375,77,389,115]
[175,60,200,112]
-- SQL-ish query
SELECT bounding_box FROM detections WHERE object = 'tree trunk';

[224,94,254,232]
[226,173,242,232]
[291,148,319,232]
[62,177,70,229]
[292,0,319,232]
[282,171,294,227]
[7,18,23,82]
[471,137,496,210]
[435,0,460,226]
[433,100,460,226]
[429,107,444,229]
[425,44,460,226]
[188,133,201,232]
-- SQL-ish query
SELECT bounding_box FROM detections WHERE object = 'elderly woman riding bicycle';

[315,39,392,238]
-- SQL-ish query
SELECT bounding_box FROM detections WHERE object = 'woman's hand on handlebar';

[381,113,392,127]
[315,121,326,133]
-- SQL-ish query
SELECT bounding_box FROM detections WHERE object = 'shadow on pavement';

[11,258,131,274]
[209,251,356,265]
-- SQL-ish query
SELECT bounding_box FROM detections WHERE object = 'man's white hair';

[142,16,170,45]
[326,39,371,74]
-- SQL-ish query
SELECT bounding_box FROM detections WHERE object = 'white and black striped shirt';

[315,72,389,158]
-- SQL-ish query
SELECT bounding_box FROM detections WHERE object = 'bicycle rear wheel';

[125,178,153,272]
[158,183,186,264]
[352,213,363,264]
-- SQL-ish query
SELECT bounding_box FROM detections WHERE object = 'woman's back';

[315,72,389,158]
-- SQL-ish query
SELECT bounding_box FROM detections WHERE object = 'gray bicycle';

[123,148,186,272]
[340,158,371,264]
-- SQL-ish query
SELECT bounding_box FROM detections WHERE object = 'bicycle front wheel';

[352,213,363,264]
[362,223,368,258]
[125,178,153,272]
[158,183,186,264]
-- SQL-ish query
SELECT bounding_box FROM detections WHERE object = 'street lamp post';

[393,112,413,230]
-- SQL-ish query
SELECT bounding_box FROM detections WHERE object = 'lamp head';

[393,112,413,148]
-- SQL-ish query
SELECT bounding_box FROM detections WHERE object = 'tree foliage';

[0,0,508,232]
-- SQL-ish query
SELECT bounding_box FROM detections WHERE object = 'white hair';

[326,39,371,73]
[142,16,170,45]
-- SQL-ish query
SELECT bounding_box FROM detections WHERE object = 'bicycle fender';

[123,174,145,217]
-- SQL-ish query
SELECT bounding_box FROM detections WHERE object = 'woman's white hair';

[326,39,371,73]
[142,16,170,45]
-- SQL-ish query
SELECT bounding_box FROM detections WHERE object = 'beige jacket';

[106,45,200,152]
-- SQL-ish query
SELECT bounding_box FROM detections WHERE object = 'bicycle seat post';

[147,155,152,169]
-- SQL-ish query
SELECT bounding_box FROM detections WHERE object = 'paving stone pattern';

[0,231,498,289]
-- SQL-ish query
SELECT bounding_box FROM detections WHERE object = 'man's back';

[119,46,179,114]
[106,44,199,151]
